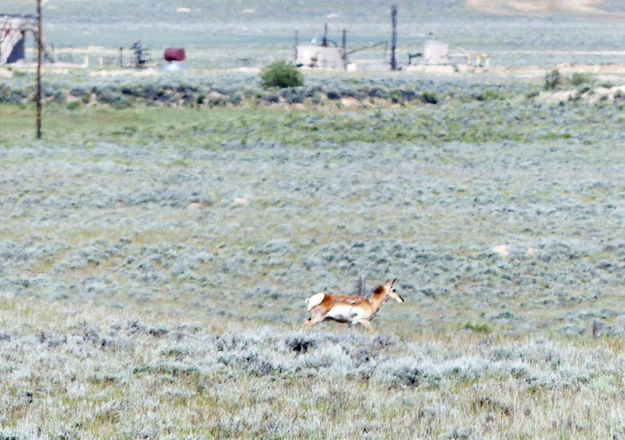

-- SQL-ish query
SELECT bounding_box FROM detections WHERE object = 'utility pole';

[390,4,398,70]
[36,0,42,139]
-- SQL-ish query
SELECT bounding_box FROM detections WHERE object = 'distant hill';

[466,0,625,16]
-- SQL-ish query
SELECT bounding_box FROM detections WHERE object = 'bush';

[544,68,561,90]
[571,72,595,87]
[420,90,438,104]
[474,89,504,101]
[0,84,24,104]
[464,321,492,333]
[285,335,315,353]
[260,60,304,89]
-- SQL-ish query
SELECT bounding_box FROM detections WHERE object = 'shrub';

[420,90,438,104]
[368,87,388,99]
[325,89,341,100]
[264,94,280,103]
[474,89,503,101]
[279,87,305,104]
[544,68,561,90]
[0,84,24,104]
[400,89,417,101]
[571,72,594,87]
[525,90,539,99]
[260,60,304,89]
[285,335,315,353]
[70,86,89,98]
[464,321,492,333]
[389,89,403,104]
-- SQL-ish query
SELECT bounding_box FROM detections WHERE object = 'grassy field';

[1,79,625,438]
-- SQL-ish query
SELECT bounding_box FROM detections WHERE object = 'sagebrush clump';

[260,60,304,89]
[571,72,595,86]
[544,68,561,90]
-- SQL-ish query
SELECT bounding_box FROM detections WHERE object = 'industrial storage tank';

[423,40,448,65]
[0,15,29,64]
[295,45,344,69]
[164,48,185,62]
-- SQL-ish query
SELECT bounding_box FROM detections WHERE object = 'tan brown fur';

[303,279,403,332]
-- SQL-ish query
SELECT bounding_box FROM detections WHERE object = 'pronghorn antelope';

[303,279,403,331]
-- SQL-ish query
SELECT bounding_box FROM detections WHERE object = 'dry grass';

[3,298,625,438]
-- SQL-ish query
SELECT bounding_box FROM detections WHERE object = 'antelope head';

[384,278,403,303]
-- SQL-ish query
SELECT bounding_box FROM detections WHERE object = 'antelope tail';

[306,292,325,310]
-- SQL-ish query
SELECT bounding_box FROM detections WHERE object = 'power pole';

[36,0,42,139]
[390,4,398,70]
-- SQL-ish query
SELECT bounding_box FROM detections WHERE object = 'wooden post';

[36,0,42,139]
[342,28,347,68]
[357,275,366,297]
[390,4,397,70]
[294,28,298,63]
[592,320,600,339]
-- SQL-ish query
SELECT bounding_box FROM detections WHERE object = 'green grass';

[463,321,493,333]
[2,97,619,149]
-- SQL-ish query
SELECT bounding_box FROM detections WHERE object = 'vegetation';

[2,81,625,436]
[0,71,527,109]
[571,72,595,86]
[544,68,561,90]
[3,3,625,434]
[260,60,304,89]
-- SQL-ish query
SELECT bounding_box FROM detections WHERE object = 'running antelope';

[303,279,403,332]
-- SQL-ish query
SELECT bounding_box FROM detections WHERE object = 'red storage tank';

[164,48,185,62]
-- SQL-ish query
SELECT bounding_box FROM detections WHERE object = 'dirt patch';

[538,89,576,104]
[340,97,360,107]
[89,68,159,77]
[538,84,625,104]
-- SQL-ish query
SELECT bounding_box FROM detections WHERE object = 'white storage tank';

[295,45,345,70]
[423,40,448,65]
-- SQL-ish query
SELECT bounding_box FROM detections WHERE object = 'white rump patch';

[327,305,358,322]
[306,292,325,310]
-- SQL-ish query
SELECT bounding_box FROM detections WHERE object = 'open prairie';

[2,1,625,439]
[3,70,625,437]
